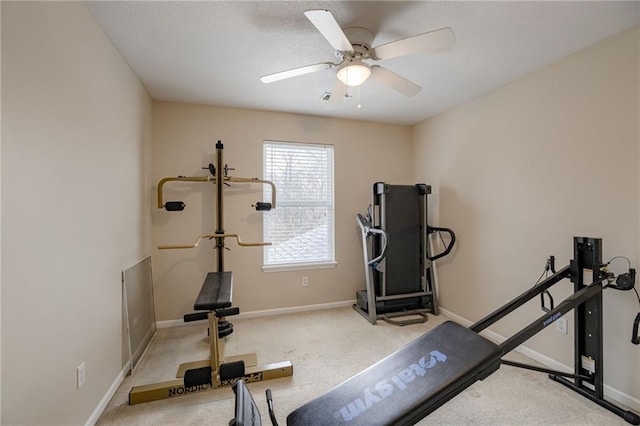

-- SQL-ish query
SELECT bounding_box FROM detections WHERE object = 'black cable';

[532,268,547,288]
[603,255,636,291]
[631,287,640,346]
[532,258,554,312]
[266,389,279,426]
[604,256,640,346]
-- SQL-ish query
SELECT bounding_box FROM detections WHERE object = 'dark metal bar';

[500,280,604,355]
[470,265,571,333]
[570,237,604,395]
[215,141,225,272]
[501,359,590,381]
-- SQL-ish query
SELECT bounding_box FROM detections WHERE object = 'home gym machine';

[355,183,455,325]
[229,237,640,425]
[128,141,293,405]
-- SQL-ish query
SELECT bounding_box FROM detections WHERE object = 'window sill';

[262,261,338,273]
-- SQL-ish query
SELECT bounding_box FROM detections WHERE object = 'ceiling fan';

[260,9,455,106]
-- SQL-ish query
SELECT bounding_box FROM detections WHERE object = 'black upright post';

[551,238,639,424]
[215,141,225,272]
[570,237,604,395]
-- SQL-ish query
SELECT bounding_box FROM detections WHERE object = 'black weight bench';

[184,272,239,336]
[195,271,233,311]
[231,321,502,426]
[287,321,501,425]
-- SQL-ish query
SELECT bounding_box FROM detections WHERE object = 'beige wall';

[152,103,413,320]
[413,26,640,406]
[2,2,152,425]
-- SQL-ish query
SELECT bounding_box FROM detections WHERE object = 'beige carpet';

[98,307,630,425]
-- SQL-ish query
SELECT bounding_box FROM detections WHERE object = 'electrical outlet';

[556,317,568,334]
[77,362,86,389]
[302,277,309,287]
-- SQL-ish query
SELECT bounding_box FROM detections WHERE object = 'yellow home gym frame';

[129,140,293,405]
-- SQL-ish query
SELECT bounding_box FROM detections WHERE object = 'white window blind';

[263,141,335,268]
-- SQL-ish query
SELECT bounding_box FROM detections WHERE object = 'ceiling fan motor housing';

[342,27,374,61]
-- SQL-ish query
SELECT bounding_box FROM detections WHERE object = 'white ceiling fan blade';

[304,10,353,52]
[260,62,334,84]
[373,27,455,60]
[328,80,347,108]
[370,65,422,97]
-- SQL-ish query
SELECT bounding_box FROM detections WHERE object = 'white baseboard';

[85,365,126,426]
[156,318,192,329]
[439,307,640,412]
[156,300,355,328]
[237,299,354,319]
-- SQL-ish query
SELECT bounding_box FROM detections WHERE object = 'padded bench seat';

[194,271,233,311]
[286,321,503,426]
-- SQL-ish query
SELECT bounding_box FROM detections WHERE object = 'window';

[263,141,335,270]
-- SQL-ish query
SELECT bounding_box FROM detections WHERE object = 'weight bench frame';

[130,141,294,405]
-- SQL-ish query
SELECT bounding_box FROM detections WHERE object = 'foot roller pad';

[184,367,212,388]
[221,361,246,382]
[286,321,503,426]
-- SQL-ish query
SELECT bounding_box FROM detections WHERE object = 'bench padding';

[286,321,503,426]
[194,271,233,311]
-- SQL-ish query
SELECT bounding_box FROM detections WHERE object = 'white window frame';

[262,140,336,272]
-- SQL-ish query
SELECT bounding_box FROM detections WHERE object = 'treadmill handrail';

[356,213,388,266]
[367,228,387,266]
[427,226,456,261]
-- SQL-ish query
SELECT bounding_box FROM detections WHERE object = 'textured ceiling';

[86,1,640,126]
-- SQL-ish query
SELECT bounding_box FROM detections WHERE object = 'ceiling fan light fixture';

[337,61,371,87]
